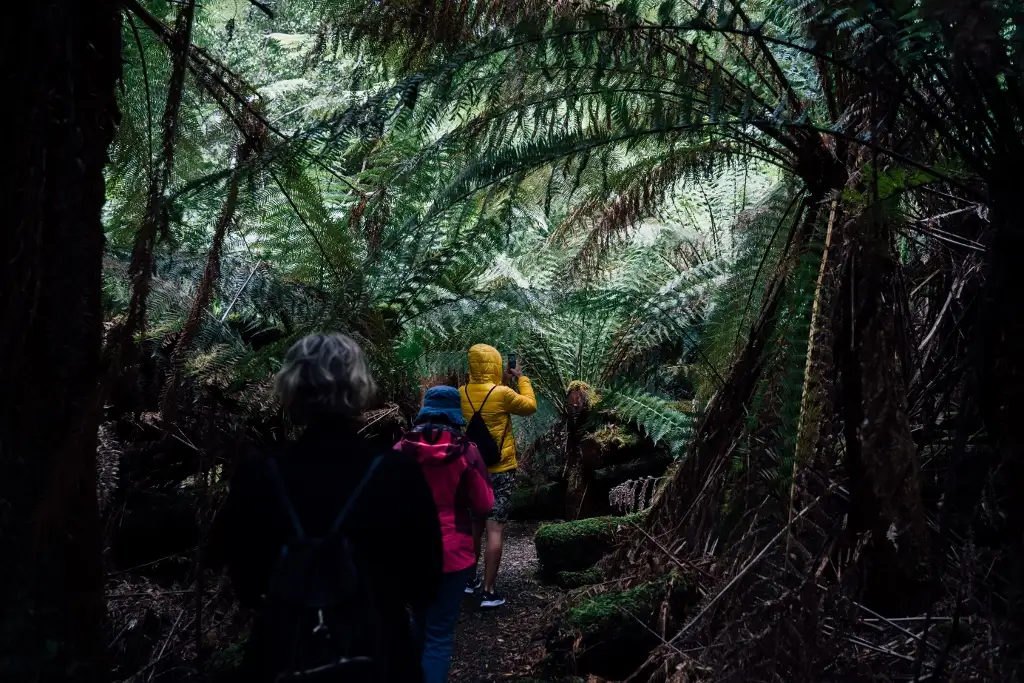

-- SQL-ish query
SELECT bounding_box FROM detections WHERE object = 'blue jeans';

[413,567,472,683]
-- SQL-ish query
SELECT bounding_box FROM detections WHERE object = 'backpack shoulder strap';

[468,384,499,416]
[267,457,305,541]
[330,455,384,534]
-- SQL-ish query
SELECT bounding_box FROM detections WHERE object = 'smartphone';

[508,353,517,370]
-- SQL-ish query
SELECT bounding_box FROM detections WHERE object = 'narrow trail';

[449,522,563,682]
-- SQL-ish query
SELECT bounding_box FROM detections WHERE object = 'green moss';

[534,512,645,577]
[567,580,664,636]
[546,574,689,680]
[671,399,695,413]
[554,566,603,589]
[536,511,645,544]
[566,380,598,404]
[588,423,640,450]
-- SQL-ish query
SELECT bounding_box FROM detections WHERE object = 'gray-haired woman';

[209,333,442,683]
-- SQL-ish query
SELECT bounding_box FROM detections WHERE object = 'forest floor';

[449,521,563,682]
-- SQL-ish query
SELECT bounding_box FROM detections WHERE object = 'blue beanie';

[415,386,465,426]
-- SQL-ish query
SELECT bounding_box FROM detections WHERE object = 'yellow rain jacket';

[460,344,537,473]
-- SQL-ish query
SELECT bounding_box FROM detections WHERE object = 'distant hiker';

[210,333,442,683]
[460,344,537,607]
[395,386,494,683]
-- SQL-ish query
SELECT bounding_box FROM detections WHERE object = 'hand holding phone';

[504,354,522,383]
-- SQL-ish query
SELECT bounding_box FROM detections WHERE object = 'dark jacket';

[209,420,443,683]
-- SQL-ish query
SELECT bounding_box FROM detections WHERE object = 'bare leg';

[483,520,505,592]
[472,518,485,577]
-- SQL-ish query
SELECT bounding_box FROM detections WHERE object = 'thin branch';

[220,261,266,322]
[146,609,184,683]
[851,602,944,653]
[126,14,155,183]
[247,0,274,18]
[267,168,347,287]
[916,283,957,354]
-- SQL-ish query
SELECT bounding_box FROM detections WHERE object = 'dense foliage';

[5,0,1023,679]
[103,0,742,455]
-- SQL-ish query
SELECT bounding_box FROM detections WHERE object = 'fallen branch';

[146,608,184,683]
[125,590,223,682]
[851,601,943,653]
[844,634,917,663]
[358,405,400,434]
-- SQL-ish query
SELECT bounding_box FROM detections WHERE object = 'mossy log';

[553,566,603,589]
[543,579,694,681]
[591,454,670,485]
[534,514,642,578]
[564,582,664,679]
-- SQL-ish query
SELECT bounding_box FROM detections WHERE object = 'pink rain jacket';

[395,424,493,572]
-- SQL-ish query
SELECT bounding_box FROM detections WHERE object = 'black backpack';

[261,456,387,683]
[464,385,509,468]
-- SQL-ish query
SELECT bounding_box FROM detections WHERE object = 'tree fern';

[599,385,694,456]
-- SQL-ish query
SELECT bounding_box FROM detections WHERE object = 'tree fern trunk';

[793,197,839,463]
[160,129,257,425]
[0,2,121,680]
[120,0,196,358]
[837,211,929,613]
[562,385,591,519]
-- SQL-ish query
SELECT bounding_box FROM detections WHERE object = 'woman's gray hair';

[273,333,377,422]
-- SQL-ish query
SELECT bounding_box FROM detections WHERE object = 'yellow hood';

[467,344,503,384]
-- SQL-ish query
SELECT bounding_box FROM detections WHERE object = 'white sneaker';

[480,591,506,608]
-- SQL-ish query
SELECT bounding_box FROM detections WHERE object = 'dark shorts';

[485,470,517,524]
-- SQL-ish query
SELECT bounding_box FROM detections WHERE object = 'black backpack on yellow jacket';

[463,385,508,468]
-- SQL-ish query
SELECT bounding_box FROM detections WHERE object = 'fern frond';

[599,386,694,456]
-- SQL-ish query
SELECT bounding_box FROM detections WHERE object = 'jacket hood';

[468,344,503,384]
[396,424,470,466]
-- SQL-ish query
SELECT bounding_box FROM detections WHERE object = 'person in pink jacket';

[395,386,493,683]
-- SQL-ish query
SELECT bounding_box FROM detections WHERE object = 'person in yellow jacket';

[459,344,536,608]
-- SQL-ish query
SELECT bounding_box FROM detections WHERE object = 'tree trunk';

[0,3,122,681]
[160,121,263,425]
[562,384,593,519]
[836,211,929,613]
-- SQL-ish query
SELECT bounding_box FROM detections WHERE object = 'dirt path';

[449,521,562,682]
